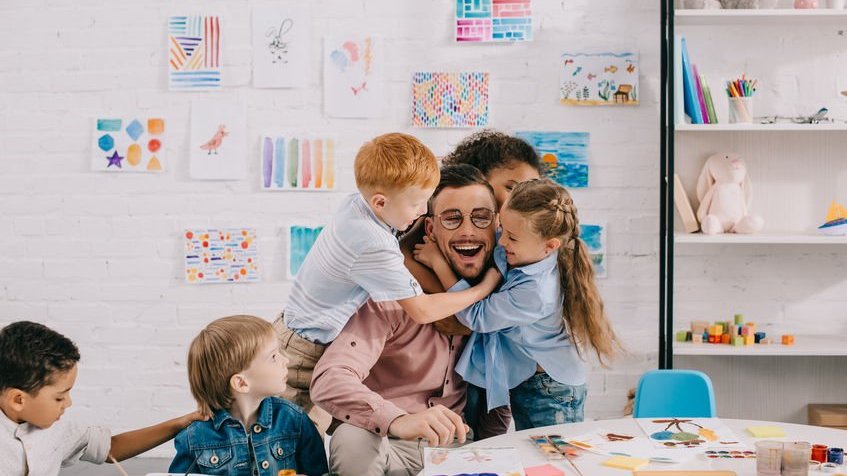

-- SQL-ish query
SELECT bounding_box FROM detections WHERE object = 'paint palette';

[704,450,756,459]
[529,435,580,460]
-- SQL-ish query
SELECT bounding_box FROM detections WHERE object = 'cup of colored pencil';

[727,75,756,124]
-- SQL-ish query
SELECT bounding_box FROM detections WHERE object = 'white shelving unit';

[676,8,847,26]
[675,232,847,244]
[667,2,847,424]
[674,335,847,356]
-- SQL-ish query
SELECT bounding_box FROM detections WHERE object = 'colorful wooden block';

[721,334,731,345]
[708,334,717,344]
[782,334,795,345]
[676,330,688,342]
[744,335,754,345]
[741,326,750,336]
[734,313,744,325]
[733,336,744,346]
[692,334,703,344]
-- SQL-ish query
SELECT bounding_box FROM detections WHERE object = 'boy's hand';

[413,235,446,269]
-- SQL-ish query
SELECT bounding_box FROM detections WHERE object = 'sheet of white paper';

[423,447,526,476]
[189,97,246,180]
[636,418,745,450]
[252,2,310,88]
[324,35,383,118]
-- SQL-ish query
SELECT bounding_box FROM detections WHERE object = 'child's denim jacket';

[168,397,328,476]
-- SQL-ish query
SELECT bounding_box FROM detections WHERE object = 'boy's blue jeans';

[509,372,586,430]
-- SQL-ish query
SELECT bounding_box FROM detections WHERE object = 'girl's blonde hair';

[187,315,275,415]
[506,178,621,365]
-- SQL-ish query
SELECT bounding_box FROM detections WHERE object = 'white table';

[464,418,847,476]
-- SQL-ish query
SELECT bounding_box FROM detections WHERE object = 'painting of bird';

[199,125,229,155]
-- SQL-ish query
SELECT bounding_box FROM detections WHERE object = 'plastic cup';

[756,440,783,476]
[782,441,811,476]
[728,97,754,124]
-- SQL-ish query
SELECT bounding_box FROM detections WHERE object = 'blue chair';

[633,369,717,418]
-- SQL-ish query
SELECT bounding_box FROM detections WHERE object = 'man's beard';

[441,244,494,285]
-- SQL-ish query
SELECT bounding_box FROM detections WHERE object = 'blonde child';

[415,178,621,429]
[0,321,203,476]
[278,132,499,418]
[169,315,327,476]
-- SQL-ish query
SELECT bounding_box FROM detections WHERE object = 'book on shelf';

[693,64,709,124]
[677,37,717,125]
[674,174,699,233]
[701,75,718,124]
[680,37,703,124]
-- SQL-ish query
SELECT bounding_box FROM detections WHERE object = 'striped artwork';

[168,15,221,90]
[260,136,336,191]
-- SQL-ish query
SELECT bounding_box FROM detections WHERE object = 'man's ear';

[424,216,434,237]
[369,193,387,213]
[229,373,250,395]
[545,237,562,255]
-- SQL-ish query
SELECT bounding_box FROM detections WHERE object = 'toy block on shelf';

[692,334,703,344]
[782,334,795,345]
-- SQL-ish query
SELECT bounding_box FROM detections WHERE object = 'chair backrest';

[633,369,717,418]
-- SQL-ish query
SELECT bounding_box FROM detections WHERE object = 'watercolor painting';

[324,36,383,118]
[560,52,639,106]
[252,3,310,88]
[516,131,589,188]
[168,15,221,90]
[423,447,525,476]
[261,136,335,191]
[580,224,606,278]
[456,0,532,42]
[91,117,165,173]
[184,228,259,284]
[412,72,490,128]
[189,97,246,180]
[636,418,743,450]
[288,225,324,278]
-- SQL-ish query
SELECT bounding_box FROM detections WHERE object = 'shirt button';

[445,379,449,385]
[350,341,357,347]
[345,414,350,420]
[261,460,270,469]
[210,455,219,464]
[253,424,262,433]
[277,447,284,456]
[429,401,434,407]
[375,426,381,433]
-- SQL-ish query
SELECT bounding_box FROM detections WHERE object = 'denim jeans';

[464,383,512,440]
[509,372,586,431]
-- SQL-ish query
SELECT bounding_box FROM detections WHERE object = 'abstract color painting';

[456,0,532,42]
[324,36,383,118]
[184,228,259,284]
[580,224,606,278]
[288,225,323,278]
[516,131,589,188]
[168,15,221,90]
[261,136,336,191]
[92,117,165,173]
[412,72,489,128]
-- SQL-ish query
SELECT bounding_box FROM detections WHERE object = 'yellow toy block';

[602,456,649,471]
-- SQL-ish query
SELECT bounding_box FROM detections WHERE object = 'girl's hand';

[413,235,445,269]
[479,267,502,294]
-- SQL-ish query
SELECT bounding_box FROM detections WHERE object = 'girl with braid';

[414,178,621,429]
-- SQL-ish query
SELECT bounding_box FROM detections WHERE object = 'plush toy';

[695,153,764,235]
[683,0,723,8]
[720,0,760,8]
[794,0,819,7]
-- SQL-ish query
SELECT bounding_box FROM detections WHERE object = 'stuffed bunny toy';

[696,153,764,235]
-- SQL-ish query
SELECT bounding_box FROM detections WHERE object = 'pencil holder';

[728,97,754,123]
[782,441,811,476]
[755,440,782,476]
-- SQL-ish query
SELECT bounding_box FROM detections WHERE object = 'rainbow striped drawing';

[456,0,532,42]
[260,136,336,191]
[412,72,489,128]
[168,15,221,90]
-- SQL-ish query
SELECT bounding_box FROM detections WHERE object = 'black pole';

[659,0,675,370]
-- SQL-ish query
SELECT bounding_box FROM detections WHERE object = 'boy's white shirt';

[0,409,110,476]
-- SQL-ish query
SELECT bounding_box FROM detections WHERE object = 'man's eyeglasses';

[431,208,496,230]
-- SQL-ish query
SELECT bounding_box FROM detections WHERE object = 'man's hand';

[388,404,468,446]
[413,235,446,270]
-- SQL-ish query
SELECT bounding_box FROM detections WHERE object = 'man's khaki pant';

[274,315,332,433]
[329,423,425,476]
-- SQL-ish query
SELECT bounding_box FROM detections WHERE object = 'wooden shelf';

[675,232,847,244]
[676,9,847,26]
[674,335,847,356]
[674,123,847,132]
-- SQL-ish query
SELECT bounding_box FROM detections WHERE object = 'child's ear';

[1,388,26,413]
[545,237,562,255]
[369,193,387,212]
[229,374,250,395]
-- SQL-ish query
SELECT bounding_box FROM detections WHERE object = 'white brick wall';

[0,0,660,456]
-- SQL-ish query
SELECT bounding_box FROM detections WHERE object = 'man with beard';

[310,164,498,476]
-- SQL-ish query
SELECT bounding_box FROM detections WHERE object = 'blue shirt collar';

[353,193,395,234]
[494,245,559,277]
[211,397,274,431]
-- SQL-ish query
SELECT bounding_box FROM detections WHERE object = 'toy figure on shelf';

[818,200,847,236]
[695,153,764,235]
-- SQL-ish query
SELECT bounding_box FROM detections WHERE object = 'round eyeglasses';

[431,208,496,230]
